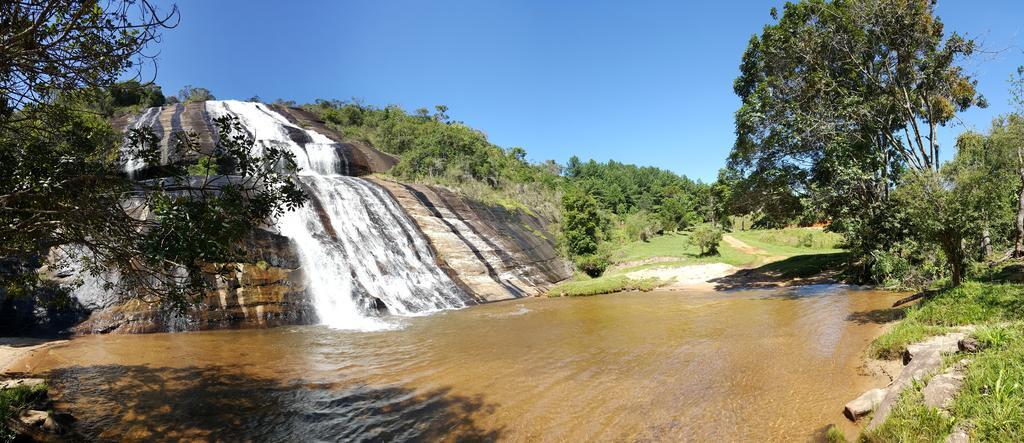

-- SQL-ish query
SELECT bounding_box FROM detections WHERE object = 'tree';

[1008,67,1024,256]
[178,85,215,103]
[0,1,306,308]
[730,0,985,278]
[691,225,723,256]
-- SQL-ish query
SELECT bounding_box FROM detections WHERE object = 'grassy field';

[548,227,847,297]
[865,281,1024,441]
[728,227,845,256]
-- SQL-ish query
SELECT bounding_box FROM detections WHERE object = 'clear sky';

[148,0,1024,182]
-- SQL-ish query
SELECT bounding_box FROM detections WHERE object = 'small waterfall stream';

[205,100,469,330]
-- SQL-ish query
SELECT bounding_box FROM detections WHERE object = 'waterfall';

[205,100,469,330]
[122,106,162,177]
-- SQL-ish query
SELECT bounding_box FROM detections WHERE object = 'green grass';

[825,424,848,442]
[866,283,1024,441]
[547,275,665,297]
[860,384,955,442]
[750,252,850,280]
[611,232,758,267]
[869,282,1024,359]
[728,227,845,255]
[1,383,48,441]
[950,323,1024,441]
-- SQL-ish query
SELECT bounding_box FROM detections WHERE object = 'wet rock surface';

[843,388,886,421]
[372,178,572,301]
[73,229,315,334]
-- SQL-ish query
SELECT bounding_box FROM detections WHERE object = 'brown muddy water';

[13,285,901,442]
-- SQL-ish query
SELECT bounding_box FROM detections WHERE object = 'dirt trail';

[722,234,766,255]
[723,234,786,263]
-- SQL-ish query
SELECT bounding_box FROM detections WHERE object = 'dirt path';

[722,234,767,255]
[723,234,786,263]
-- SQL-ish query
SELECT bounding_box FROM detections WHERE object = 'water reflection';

[21,286,902,441]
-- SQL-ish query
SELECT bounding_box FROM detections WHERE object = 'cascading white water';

[205,100,469,330]
[122,106,162,176]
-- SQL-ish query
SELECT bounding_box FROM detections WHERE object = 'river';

[12,285,900,441]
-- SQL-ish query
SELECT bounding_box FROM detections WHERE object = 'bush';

[574,253,609,277]
[622,210,660,242]
[691,225,723,256]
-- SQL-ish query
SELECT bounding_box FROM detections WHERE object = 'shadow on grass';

[711,252,849,291]
[45,364,502,442]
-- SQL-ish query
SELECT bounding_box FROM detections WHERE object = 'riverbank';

[547,228,847,297]
[844,280,1024,441]
[0,338,66,376]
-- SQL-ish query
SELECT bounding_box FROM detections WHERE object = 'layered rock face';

[372,179,572,301]
[62,101,569,334]
[110,101,398,177]
[74,229,315,334]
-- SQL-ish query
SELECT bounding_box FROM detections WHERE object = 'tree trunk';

[941,231,966,286]
[981,226,992,260]
[1014,147,1024,257]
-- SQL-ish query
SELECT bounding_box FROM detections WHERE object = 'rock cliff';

[53,102,569,334]
[372,178,571,301]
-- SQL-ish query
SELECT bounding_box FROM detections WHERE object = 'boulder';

[903,332,966,365]
[867,349,944,430]
[946,428,970,443]
[923,364,967,410]
[844,387,887,421]
[958,337,984,353]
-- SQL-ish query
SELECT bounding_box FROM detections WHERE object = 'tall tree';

[729,0,985,273]
[0,1,305,308]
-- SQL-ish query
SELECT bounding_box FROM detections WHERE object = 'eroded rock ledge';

[372,178,572,301]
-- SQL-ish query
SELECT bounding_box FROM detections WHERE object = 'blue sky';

[149,1,1024,182]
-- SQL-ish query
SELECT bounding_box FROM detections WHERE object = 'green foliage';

[561,188,602,256]
[728,0,985,284]
[621,210,660,242]
[177,85,215,103]
[548,275,663,297]
[691,225,723,256]
[1,383,48,442]
[573,253,609,278]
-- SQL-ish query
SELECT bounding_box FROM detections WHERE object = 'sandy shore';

[0,338,66,375]
[624,262,740,290]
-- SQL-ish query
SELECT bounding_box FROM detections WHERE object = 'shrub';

[691,225,723,256]
[622,210,660,242]
[574,253,609,277]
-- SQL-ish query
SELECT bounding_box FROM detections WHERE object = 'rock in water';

[843,388,887,421]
